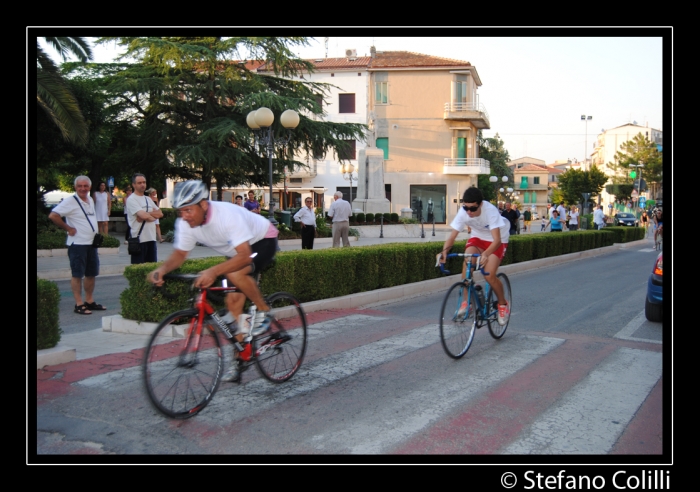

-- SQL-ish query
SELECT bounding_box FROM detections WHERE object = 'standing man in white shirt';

[593,205,605,230]
[556,202,568,230]
[327,191,352,248]
[126,173,163,264]
[568,206,580,231]
[293,196,317,249]
[49,175,107,315]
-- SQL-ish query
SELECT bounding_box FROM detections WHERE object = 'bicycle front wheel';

[439,282,476,359]
[486,273,512,339]
[143,309,223,419]
[254,292,307,383]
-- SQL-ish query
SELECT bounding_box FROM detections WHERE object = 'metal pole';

[432,215,435,236]
[379,213,383,238]
[267,128,277,225]
[420,217,425,238]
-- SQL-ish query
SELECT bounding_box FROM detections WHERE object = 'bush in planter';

[37,277,61,349]
[390,213,399,223]
[382,213,391,224]
[366,213,375,223]
[355,212,365,224]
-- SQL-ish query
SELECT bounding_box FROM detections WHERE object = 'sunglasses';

[463,204,480,212]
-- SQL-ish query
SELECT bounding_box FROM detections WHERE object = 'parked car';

[531,212,540,220]
[645,252,663,322]
[613,212,639,226]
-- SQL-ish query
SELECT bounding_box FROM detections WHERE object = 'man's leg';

[341,222,350,247]
[483,255,506,305]
[308,226,315,249]
[70,277,85,307]
[332,222,340,247]
[83,276,96,304]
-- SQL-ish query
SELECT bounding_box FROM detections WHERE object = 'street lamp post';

[630,162,644,216]
[247,107,300,224]
[340,162,357,205]
[581,115,592,169]
[489,175,509,203]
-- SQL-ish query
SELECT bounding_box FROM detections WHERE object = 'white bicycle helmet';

[171,180,209,209]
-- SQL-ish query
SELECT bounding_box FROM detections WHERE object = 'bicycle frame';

[438,253,498,322]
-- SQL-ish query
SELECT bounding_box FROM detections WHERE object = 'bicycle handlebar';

[435,252,489,276]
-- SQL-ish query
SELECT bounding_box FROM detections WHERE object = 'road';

[36,243,666,460]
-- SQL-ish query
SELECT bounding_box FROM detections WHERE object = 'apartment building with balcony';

[220,49,491,223]
[366,49,490,223]
[590,123,663,206]
[512,164,550,218]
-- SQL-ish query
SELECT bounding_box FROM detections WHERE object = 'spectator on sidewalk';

[126,173,163,264]
[244,190,261,214]
[523,209,531,232]
[48,175,107,315]
[122,185,133,244]
[568,206,580,231]
[593,205,605,230]
[293,197,317,249]
[328,191,352,247]
[146,188,164,243]
[92,181,111,236]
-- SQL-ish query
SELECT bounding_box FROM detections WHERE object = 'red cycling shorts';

[465,237,508,260]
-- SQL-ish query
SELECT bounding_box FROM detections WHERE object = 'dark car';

[645,252,663,322]
[613,212,639,226]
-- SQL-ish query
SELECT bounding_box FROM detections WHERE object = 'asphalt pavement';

[36,229,655,368]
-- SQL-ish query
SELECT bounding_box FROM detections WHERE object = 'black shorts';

[249,237,278,275]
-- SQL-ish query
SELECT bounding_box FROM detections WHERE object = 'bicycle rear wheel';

[439,281,476,359]
[254,292,307,383]
[143,309,223,419]
[486,273,512,339]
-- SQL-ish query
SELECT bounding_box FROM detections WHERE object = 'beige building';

[512,164,550,218]
[366,50,490,223]
[591,123,663,205]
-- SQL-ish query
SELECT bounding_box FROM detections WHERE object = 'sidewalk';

[36,231,653,369]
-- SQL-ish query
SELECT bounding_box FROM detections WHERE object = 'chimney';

[370,46,376,58]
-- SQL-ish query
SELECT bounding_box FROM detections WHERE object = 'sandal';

[74,304,92,315]
[85,301,107,311]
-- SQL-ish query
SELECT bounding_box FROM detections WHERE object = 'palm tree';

[36,37,93,146]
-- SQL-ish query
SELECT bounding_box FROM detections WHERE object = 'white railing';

[443,158,490,174]
[443,102,490,121]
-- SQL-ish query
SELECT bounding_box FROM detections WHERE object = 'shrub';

[37,278,61,349]
[390,213,399,223]
[382,213,392,224]
[366,213,375,223]
[355,212,365,224]
[399,217,419,224]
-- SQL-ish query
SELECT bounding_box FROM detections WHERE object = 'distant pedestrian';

[541,217,547,232]
[147,188,164,243]
[544,210,564,232]
[293,197,316,249]
[501,202,519,236]
[523,209,531,232]
[556,202,568,230]
[48,175,107,315]
[126,173,163,264]
[244,190,261,214]
[568,206,580,231]
[92,181,111,236]
[328,191,352,247]
[235,195,244,207]
[123,185,133,244]
[593,205,605,230]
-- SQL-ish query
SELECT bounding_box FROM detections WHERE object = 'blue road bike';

[437,253,512,359]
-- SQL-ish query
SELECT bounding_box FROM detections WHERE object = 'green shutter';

[376,138,389,159]
[457,138,466,160]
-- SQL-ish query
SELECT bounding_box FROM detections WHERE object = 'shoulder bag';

[73,196,103,248]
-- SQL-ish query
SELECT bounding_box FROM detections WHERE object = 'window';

[534,177,540,184]
[315,95,323,111]
[376,137,389,159]
[520,176,528,187]
[339,93,355,113]
[375,82,388,104]
[410,185,447,224]
[338,140,356,160]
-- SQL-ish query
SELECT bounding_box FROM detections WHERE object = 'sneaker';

[251,310,272,336]
[497,302,510,326]
[221,365,240,383]
[457,300,472,319]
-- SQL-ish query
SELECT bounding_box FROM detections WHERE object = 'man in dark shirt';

[501,202,519,235]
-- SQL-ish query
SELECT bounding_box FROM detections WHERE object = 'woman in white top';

[92,181,111,235]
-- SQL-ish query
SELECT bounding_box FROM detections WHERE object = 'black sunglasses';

[463,204,480,212]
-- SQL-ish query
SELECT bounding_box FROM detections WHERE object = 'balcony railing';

[443,102,490,129]
[443,158,490,175]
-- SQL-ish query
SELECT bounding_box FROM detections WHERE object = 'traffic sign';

[639,197,646,208]
[108,176,114,188]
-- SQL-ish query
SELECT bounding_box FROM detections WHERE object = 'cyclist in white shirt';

[439,187,511,326]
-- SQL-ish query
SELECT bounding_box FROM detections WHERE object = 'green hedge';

[37,278,61,349]
[37,232,120,250]
[121,229,645,322]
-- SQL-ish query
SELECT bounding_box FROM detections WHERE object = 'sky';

[47,32,667,166]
